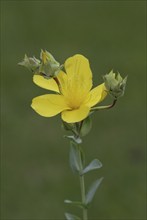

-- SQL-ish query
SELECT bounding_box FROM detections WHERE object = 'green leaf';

[80,116,92,137]
[85,177,104,205]
[65,213,81,220]
[64,199,84,209]
[69,142,80,174]
[81,159,102,175]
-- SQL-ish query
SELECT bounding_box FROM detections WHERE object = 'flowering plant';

[19,50,127,220]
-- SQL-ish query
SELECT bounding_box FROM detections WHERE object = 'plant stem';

[91,99,117,111]
[78,146,88,220]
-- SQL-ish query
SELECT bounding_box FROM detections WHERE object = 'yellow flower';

[31,54,107,123]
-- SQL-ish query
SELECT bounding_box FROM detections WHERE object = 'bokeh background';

[1,1,146,219]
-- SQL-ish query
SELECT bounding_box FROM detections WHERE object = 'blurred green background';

[1,1,146,219]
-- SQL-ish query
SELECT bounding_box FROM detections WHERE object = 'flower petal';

[57,70,68,95]
[61,105,90,123]
[33,75,59,92]
[31,94,70,117]
[84,83,107,107]
[64,54,92,93]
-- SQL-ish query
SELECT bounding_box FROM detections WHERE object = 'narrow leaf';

[80,116,92,137]
[64,199,84,209]
[69,142,80,174]
[81,159,102,175]
[85,177,104,205]
[65,213,81,220]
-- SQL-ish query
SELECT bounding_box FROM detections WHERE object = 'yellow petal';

[31,94,70,117]
[84,83,107,107]
[61,105,90,123]
[56,70,68,95]
[33,75,59,92]
[64,54,92,93]
[57,70,67,82]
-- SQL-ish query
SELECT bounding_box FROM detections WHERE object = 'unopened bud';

[18,54,40,72]
[39,50,62,78]
[103,70,127,99]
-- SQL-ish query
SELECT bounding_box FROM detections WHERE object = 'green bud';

[18,54,40,72]
[39,50,62,78]
[103,70,127,99]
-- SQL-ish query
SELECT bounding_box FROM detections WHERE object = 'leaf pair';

[65,177,103,210]
[69,141,102,175]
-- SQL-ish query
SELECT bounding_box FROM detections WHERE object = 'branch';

[91,99,117,111]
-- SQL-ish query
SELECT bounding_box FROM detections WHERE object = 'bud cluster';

[103,70,127,99]
[18,50,62,79]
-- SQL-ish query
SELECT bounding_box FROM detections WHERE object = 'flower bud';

[18,54,40,72]
[103,70,127,99]
[39,50,62,78]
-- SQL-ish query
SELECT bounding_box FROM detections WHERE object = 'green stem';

[78,146,88,220]
[91,99,117,111]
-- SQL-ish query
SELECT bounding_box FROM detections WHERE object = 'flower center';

[65,91,87,110]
